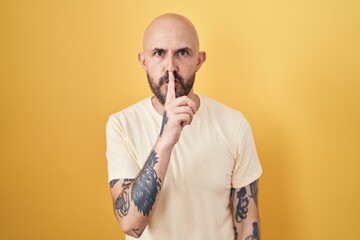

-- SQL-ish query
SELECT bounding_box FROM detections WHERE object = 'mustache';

[159,71,185,86]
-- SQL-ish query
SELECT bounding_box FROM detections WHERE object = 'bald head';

[143,13,200,52]
[138,13,206,108]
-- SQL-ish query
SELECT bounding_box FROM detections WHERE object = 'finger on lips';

[166,71,176,103]
[165,71,196,126]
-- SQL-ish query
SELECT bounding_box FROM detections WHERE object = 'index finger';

[166,71,176,103]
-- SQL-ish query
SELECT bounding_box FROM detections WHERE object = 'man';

[106,13,262,240]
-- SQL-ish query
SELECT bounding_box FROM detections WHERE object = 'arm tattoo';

[109,179,119,188]
[245,222,259,240]
[235,187,249,223]
[132,228,143,237]
[122,178,133,187]
[131,151,162,216]
[249,180,259,207]
[159,111,168,137]
[114,179,133,218]
[234,226,239,240]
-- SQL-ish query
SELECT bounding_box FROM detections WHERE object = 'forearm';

[111,139,173,237]
[235,214,260,240]
[232,180,260,240]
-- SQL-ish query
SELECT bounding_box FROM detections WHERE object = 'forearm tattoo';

[245,222,259,240]
[114,179,133,218]
[159,111,168,137]
[131,151,162,216]
[235,187,249,223]
[249,180,259,207]
[109,179,120,188]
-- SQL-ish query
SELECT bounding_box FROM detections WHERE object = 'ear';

[138,52,147,71]
[195,51,206,72]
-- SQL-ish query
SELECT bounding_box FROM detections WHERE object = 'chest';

[132,119,238,193]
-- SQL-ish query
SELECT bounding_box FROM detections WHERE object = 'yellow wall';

[1,1,359,239]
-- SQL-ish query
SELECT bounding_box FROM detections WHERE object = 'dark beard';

[147,71,195,105]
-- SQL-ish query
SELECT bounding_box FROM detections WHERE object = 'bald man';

[106,14,262,240]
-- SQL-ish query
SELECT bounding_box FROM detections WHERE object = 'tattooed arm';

[230,179,261,240]
[109,71,197,238]
[109,143,173,237]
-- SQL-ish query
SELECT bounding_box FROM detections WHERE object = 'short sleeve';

[231,116,262,188]
[106,115,140,182]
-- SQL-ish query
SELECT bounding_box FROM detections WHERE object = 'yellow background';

[1,0,359,239]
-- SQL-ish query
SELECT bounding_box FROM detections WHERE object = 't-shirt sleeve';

[106,115,140,182]
[232,116,262,188]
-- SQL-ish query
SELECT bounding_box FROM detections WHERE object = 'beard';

[147,71,196,105]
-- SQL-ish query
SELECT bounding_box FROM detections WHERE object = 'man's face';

[139,15,205,105]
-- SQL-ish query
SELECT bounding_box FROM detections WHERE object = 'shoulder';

[109,98,151,121]
[107,98,153,130]
[200,96,252,132]
[200,96,245,119]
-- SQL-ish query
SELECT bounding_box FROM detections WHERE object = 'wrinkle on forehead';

[143,13,200,52]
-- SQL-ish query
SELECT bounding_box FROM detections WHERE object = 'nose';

[165,55,178,73]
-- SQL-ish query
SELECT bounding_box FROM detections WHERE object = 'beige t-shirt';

[106,95,262,240]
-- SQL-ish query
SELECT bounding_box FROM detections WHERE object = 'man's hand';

[159,71,197,148]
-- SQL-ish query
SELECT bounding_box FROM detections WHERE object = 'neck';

[151,90,200,115]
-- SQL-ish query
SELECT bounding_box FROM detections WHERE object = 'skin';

[109,13,260,239]
[138,13,206,115]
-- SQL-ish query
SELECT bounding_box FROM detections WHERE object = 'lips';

[159,71,184,86]
[164,79,180,84]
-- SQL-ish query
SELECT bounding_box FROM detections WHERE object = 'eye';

[178,49,188,56]
[154,50,164,57]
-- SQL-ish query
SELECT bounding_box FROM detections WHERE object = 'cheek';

[146,66,162,80]
[178,61,198,76]
[149,61,167,73]
[185,56,200,68]
[145,57,162,71]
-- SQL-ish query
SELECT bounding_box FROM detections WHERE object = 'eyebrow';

[152,48,164,53]
[177,47,193,53]
[151,47,193,53]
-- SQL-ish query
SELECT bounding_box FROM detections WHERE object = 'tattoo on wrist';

[245,222,259,240]
[235,187,249,223]
[131,151,162,216]
[159,111,168,137]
